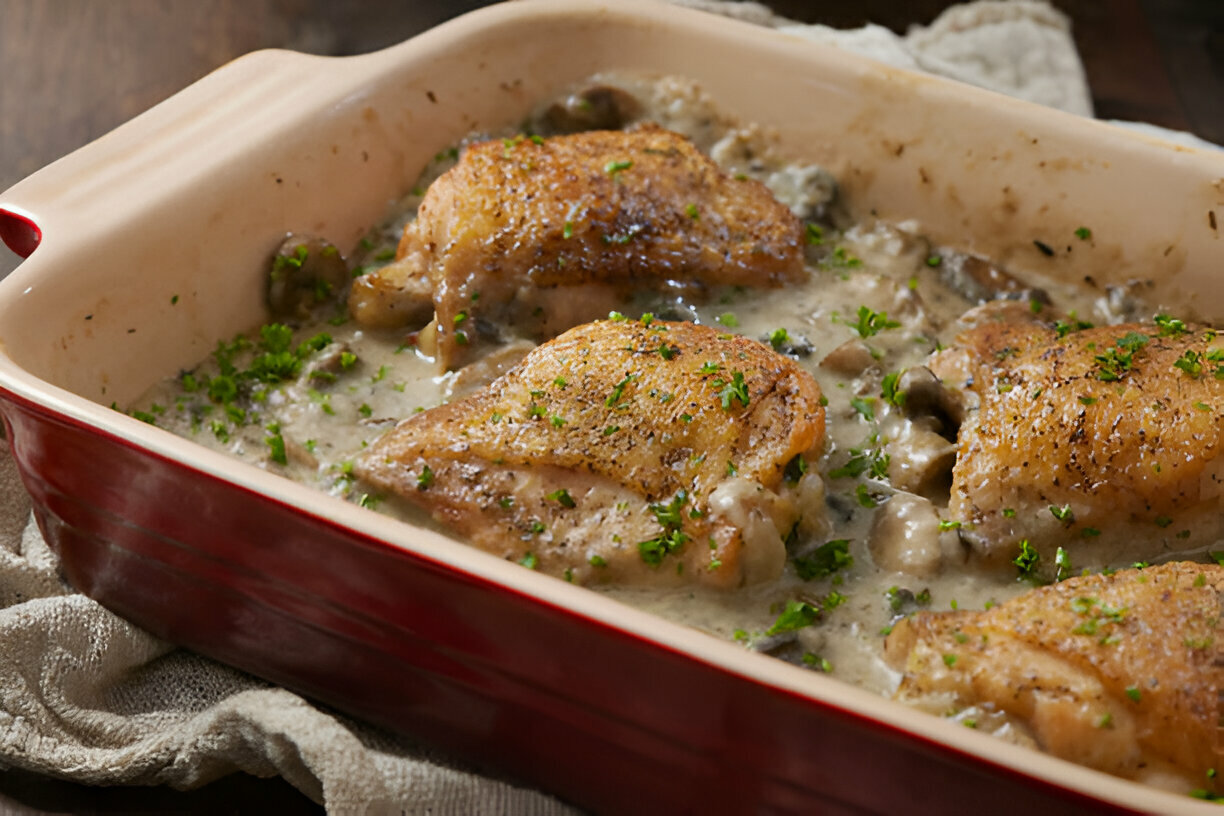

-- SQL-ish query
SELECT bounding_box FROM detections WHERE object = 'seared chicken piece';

[930,319,1224,569]
[356,318,826,589]
[885,562,1223,792]
[349,125,805,369]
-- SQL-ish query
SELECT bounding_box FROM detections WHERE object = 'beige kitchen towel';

[0,2,1094,814]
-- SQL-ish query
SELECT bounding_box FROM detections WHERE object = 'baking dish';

[0,1,1221,812]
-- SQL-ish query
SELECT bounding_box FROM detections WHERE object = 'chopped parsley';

[1154,313,1189,337]
[847,305,900,339]
[765,599,820,636]
[850,396,876,421]
[605,373,634,408]
[1013,539,1040,579]
[1054,319,1093,338]
[546,488,576,508]
[881,371,906,407]
[715,370,750,411]
[1054,546,1073,582]
[416,464,435,490]
[1095,331,1149,381]
[639,490,690,566]
[1173,350,1203,378]
[793,539,853,581]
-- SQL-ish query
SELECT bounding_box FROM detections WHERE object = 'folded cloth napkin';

[0,2,1109,814]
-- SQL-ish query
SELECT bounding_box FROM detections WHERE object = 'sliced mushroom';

[1099,280,1156,324]
[283,436,319,469]
[940,253,1050,306]
[348,256,435,329]
[765,164,839,221]
[868,492,945,578]
[298,340,354,386]
[267,234,349,319]
[759,330,814,359]
[897,366,965,434]
[539,85,642,134]
[444,339,536,399]
[819,339,876,377]
[886,423,956,501]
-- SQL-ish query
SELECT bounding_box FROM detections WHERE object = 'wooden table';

[0,1,1220,812]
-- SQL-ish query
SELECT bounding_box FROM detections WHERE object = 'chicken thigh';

[885,561,1222,792]
[930,318,1224,570]
[348,125,806,369]
[356,318,826,589]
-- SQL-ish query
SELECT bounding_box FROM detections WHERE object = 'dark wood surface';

[0,1,1221,812]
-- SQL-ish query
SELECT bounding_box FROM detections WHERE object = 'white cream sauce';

[133,75,1146,706]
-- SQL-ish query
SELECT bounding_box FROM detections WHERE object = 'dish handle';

[0,47,335,265]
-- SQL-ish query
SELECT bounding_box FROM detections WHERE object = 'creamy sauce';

[132,76,1153,712]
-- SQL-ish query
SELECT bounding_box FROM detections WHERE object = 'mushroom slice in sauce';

[355,318,825,589]
[267,235,349,320]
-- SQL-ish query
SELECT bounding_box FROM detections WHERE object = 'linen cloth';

[0,2,1110,813]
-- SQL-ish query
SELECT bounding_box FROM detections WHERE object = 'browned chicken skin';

[348,125,806,369]
[885,561,1223,792]
[930,318,1224,569]
[355,318,826,589]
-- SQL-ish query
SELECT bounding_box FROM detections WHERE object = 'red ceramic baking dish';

[1,2,1221,813]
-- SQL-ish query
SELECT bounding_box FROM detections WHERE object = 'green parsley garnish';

[715,370,750,411]
[1013,539,1040,578]
[1154,313,1189,337]
[848,305,900,339]
[769,328,790,351]
[1054,546,1073,582]
[881,371,906,407]
[1173,350,1203,378]
[766,599,820,636]
[850,396,875,421]
[638,490,690,566]
[1095,331,1149,381]
[416,464,434,490]
[546,488,575,508]
[605,373,634,408]
[793,539,853,581]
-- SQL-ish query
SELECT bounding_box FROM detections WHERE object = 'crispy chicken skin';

[348,125,805,369]
[885,562,1223,791]
[930,319,1224,568]
[356,318,826,589]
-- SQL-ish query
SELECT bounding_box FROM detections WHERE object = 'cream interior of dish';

[132,75,1213,782]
